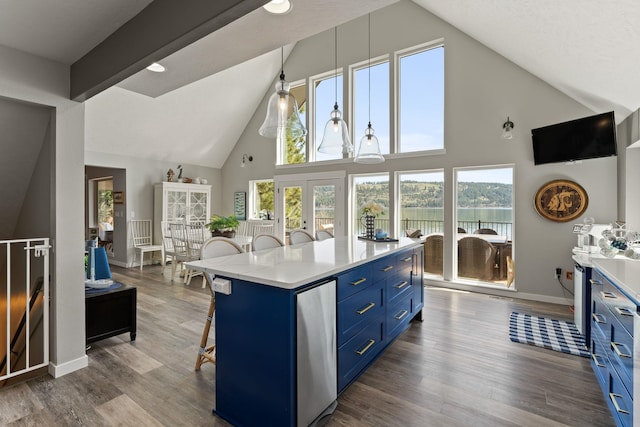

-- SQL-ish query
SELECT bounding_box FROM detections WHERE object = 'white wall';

[221,1,617,303]
[0,44,88,376]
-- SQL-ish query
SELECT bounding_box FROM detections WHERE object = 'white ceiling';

[1,0,639,168]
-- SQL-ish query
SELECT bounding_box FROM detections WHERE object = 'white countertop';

[592,258,640,304]
[185,236,422,290]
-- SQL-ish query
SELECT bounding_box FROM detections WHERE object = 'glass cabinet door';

[189,190,209,224]
[167,189,187,222]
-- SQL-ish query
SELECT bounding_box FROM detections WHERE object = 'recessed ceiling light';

[146,62,166,73]
[263,0,292,14]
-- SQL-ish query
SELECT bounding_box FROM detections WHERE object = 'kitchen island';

[186,236,424,427]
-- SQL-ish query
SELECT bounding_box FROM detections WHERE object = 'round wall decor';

[534,179,588,222]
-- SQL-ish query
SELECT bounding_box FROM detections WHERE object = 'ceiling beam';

[70,0,269,102]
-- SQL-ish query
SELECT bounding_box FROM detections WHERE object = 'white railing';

[1,238,50,382]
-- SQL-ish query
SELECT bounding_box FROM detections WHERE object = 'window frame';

[248,178,275,220]
[308,67,347,163]
[349,172,390,236]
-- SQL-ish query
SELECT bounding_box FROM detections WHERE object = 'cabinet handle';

[589,279,602,286]
[401,256,412,263]
[615,307,634,317]
[591,353,605,368]
[394,281,409,290]
[611,342,632,358]
[382,266,394,272]
[394,310,408,320]
[592,313,605,324]
[609,392,630,414]
[355,339,375,356]
[350,278,367,286]
[356,302,376,315]
[600,291,617,299]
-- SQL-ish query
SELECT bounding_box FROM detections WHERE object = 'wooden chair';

[424,234,443,275]
[130,219,163,271]
[252,223,274,236]
[168,222,190,281]
[252,233,285,251]
[289,229,315,245]
[183,223,207,286]
[457,227,467,233]
[474,228,498,235]
[457,236,497,281]
[195,237,244,371]
[315,229,334,240]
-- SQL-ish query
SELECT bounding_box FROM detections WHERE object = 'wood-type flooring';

[0,264,614,426]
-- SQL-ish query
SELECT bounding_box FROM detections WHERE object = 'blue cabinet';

[590,269,636,427]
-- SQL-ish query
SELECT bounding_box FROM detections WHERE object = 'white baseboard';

[108,259,128,268]
[48,354,88,378]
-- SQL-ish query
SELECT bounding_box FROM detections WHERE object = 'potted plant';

[206,214,240,238]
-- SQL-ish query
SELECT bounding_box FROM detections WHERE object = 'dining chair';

[457,236,497,281]
[289,229,315,245]
[130,219,164,271]
[252,233,285,251]
[168,222,190,282]
[195,237,244,371]
[315,229,334,241]
[252,223,274,236]
[474,228,498,235]
[183,223,207,286]
[424,234,444,275]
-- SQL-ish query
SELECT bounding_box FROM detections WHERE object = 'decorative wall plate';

[534,179,588,222]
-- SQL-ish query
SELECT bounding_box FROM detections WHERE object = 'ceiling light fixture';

[258,47,307,140]
[146,62,166,73]
[502,117,514,140]
[354,14,384,164]
[241,154,253,168]
[318,26,353,155]
[263,0,292,15]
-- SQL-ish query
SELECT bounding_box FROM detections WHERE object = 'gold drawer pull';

[592,313,605,324]
[350,278,367,286]
[394,310,408,320]
[589,279,602,286]
[611,342,631,358]
[609,392,630,414]
[600,291,617,299]
[615,307,634,317]
[356,302,376,315]
[394,281,409,290]
[355,339,375,356]
[591,353,605,368]
[382,266,394,272]
[401,257,412,263]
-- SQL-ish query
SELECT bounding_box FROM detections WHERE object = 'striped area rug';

[509,312,589,358]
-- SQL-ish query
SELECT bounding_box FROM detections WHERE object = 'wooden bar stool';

[195,237,244,371]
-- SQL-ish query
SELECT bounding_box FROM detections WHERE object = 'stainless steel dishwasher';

[296,280,337,426]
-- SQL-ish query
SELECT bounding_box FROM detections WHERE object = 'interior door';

[274,174,344,241]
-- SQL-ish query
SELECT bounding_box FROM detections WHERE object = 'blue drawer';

[590,335,609,389]
[591,297,611,345]
[338,316,384,392]
[609,314,633,395]
[337,266,373,300]
[387,293,412,341]
[387,269,412,304]
[337,281,384,346]
[599,273,636,337]
[372,256,397,281]
[396,250,414,271]
[608,365,633,427]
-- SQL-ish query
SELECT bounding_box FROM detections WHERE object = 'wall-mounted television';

[531,111,617,165]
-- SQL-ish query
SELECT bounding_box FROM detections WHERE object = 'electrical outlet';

[555,267,562,279]
[566,271,573,280]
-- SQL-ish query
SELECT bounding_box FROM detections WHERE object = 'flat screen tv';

[531,111,617,165]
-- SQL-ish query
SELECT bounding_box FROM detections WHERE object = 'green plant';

[206,214,240,232]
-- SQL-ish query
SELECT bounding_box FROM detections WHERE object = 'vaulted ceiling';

[1,0,639,168]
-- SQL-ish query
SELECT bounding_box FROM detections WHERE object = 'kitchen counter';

[186,235,422,289]
[592,257,640,304]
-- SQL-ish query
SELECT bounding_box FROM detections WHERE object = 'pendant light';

[318,27,353,155]
[354,14,384,164]
[259,47,307,140]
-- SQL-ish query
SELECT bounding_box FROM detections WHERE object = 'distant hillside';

[354,181,512,209]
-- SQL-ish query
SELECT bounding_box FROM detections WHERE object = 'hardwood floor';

[0,265,614,426]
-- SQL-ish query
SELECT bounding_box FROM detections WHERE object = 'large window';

[249,179,275,219]
[397,43,444,153]
[353,59,390,155]
[397,170,444,234]
[352,174,389,235]
[313,72,344,162]
[455,167,514,286]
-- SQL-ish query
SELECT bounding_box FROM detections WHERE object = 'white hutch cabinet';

[153,182,211,244]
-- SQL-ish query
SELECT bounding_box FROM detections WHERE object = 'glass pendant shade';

[259,73,307,139]
[318,104,353,154]
[502,117,514,140]
[354,122,385,164]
